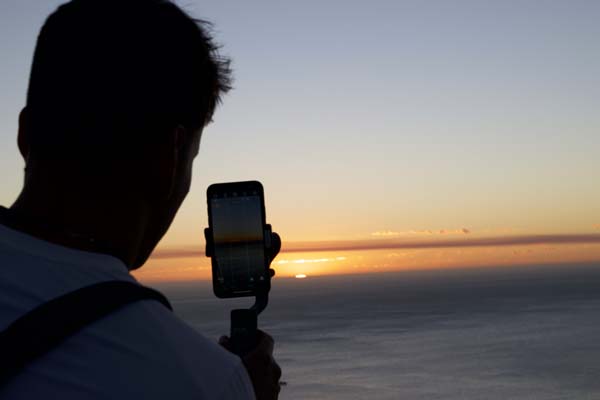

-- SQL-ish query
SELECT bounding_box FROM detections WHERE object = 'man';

[0,0,281,398]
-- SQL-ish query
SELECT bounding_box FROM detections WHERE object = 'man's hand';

[221,231,282,399]
[219,330,282,400]
[267,231,281,279]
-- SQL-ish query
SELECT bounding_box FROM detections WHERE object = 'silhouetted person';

[0,0,281,398]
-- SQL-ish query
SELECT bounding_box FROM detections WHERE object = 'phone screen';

[210,189,267,295]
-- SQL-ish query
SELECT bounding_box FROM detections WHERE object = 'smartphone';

[207,181,270,298]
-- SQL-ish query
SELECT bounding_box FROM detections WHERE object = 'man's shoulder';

[4,293,254,399]
[0,224,254,399]
[109,297,238,369]
[86,298,254,398]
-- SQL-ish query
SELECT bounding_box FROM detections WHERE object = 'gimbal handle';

[205,225,274,356]
[229,291,268,356]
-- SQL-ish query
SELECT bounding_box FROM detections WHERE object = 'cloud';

[282,233,600,253]
[371,230,400,237]
[372,228,471,236]
[151,248,204,259]
[386,252,405,258]
[439,228,470,235]
[276,257,335,265]
[151,233,600,259]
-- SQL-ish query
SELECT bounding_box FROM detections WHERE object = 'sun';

[295,274,307,279]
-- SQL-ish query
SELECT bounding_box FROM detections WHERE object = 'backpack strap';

[0,280,172,386]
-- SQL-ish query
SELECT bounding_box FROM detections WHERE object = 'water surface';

[157,263,600,399]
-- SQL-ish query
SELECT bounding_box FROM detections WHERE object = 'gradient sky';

[1,1,599,280]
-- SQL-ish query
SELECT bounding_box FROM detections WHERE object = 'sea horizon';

[155,262,600,399]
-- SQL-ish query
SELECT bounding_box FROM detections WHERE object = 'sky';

[1,0,599,281]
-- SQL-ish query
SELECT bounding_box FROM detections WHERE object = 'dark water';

[156,263,600,399]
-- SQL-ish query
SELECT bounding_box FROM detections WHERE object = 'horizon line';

[151,233,600,260]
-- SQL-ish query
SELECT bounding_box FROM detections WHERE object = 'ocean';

[155,263,600,399]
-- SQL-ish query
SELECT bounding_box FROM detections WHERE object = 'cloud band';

[151,233,600,259]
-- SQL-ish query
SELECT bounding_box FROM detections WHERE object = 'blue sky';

[1,0,599,255]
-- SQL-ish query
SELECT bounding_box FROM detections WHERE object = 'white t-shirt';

[0,222,255,399]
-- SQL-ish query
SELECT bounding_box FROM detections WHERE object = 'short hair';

[25,0,232,158]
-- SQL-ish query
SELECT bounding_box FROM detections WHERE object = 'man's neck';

[6,182,147,269]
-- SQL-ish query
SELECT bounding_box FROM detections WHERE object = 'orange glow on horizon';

[133,239,600,284]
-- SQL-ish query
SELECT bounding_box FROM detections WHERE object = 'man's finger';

[252,330,274,356]
[272,361,282,382]
[218,335,232,351]
[268,232,281,260]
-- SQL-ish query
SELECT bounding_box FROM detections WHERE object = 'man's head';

[18,0,232,268]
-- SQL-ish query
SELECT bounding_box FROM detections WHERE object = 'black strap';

[0,280,172,386]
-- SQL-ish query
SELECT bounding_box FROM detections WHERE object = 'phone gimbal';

[204,224,277,356]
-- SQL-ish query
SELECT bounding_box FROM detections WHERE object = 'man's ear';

[139,124,188,204]
[17,107,31,161]
[165,125,188,200]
